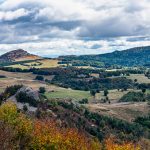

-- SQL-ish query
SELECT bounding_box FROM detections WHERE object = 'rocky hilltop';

[0,49,40,62]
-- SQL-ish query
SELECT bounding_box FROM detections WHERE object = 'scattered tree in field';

[134,79,138,83]
[35,75,44,81]
[90,90,96,98]
[142,88,146,94]
[104,89,109,97]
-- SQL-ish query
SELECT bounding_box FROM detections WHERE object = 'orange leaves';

[30,120,101,150]
[0,102,141,150]
[0,101,101,150]
[105,138,141,150]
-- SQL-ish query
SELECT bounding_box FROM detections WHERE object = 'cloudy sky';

[0,0,150,57]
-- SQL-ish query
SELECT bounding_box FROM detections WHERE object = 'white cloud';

[0,8,29,21]
[0,0,149,55]
[0,37,149,57]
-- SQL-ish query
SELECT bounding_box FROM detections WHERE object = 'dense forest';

[60,46,150,67]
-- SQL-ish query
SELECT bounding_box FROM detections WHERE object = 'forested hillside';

[61,46,150,67]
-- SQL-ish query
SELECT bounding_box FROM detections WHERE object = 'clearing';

[127,74,150,83]
[86,102,149,122]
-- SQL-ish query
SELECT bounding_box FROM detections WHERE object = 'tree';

[134,79,138,83]
[90,90,96,98]
[23,105,28,112]
[35,75,44,81]
[39,87,46,94]
[104,89,109,97]
[79,98,88,104]
[142,88,146,94]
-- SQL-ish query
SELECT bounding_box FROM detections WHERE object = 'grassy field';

[8,59,61,69]
[127,74,150,83]
[45,88,92,101]
[94,89,135,103]
[0,70,91,101]
[86,102,149,122]
[0,69,149,122]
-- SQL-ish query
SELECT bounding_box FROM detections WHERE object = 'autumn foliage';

[0,102,101,150]
[0,102,143,150]
[105,138,141,150]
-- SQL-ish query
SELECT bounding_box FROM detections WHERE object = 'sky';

[0,0,150,57]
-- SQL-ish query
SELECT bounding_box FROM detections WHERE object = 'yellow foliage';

[0,102,142,150]
[0,101,18,124]
[105,138,141,150]
[0,101,32,137]
[30,120,101,150]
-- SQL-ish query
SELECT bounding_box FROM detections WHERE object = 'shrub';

[120,92,145,102]
[16,91,38,107]
[35,75,44,81]
[79,98,88,104]
[39,87,46,94]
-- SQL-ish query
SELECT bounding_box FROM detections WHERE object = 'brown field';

[127,74,150,83]
[9,59,61,69]
[94,89,137,103]
[86,102,149,122]
[15,55,41,62]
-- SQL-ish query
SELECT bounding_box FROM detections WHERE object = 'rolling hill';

[61,46,150,67]
[0,49,41,62]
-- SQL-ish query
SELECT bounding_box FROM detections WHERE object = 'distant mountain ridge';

[61,46,150,67]
[0,49,40,62]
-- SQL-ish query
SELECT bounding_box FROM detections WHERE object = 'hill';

[60,46,150,67]
[0,49,41,62]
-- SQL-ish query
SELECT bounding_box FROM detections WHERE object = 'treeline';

[120,91,150,102]
[51,76,133,91]
[60,46,150,67]
[135,114,150,131]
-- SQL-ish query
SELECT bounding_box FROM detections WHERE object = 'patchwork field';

[93,89,137,103]
[8,59,61,69]
[127,74,150,83]
[0,69,149,123]
[0,70,91,101]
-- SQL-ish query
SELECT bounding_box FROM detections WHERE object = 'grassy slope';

[7,59,61,69]
[127,74,150,83]
[45,88,91,101]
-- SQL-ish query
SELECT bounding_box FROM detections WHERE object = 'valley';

[0,48,150,149]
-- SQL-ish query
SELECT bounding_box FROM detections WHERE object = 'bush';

[0,85,23,102]
[35,75,44,81]
[39,87,46,94]
[16,91,38,107]
[23,105,28,112]
[79,98,88,104]
[120,91,146,102]
[0,75,6,78]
